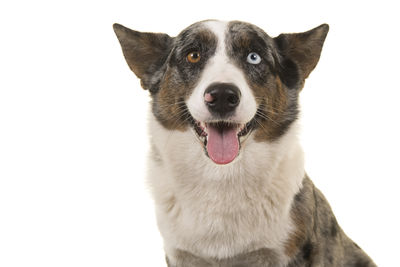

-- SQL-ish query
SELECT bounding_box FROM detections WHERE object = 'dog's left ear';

[274,24,329,88]
[113,23,174,90]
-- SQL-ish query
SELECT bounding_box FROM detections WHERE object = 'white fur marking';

[186,21,257,124]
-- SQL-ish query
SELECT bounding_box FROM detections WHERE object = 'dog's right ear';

[113,23,174,90]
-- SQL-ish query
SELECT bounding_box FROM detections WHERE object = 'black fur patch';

[302,241,314,261]
[274,34,301,89]
[278,58,300,89]
[330,218,338,237]
[355,259,371,267]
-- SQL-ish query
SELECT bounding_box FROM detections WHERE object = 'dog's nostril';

[227,93,239,107]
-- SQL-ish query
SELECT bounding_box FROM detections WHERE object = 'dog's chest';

[155,167,293,260]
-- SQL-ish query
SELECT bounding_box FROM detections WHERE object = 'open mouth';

[191,119,254,165]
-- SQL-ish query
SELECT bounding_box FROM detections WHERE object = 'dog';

[113,20,376,267]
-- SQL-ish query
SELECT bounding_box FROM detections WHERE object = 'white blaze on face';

[186,20,257,124]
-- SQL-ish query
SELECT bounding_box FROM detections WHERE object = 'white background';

[0,0,399,266]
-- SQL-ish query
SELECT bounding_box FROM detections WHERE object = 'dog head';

[114,20,328,165]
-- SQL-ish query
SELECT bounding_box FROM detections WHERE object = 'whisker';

[154,100,187,110]
[256,110,281,126]
[254,118,271,137]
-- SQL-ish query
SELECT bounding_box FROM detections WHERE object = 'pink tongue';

[206,124,239,165]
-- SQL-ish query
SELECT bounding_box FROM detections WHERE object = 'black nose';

[204,83,241,117]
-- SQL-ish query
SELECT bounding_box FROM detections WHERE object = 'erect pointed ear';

[113,23,174,90]
[274,24,329,87]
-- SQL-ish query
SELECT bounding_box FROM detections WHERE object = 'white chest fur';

[147,114,305,261]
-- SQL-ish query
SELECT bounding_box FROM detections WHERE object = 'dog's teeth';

[202,123,208,134]
[237,125,244,134]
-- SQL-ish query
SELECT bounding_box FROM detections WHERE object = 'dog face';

[114,20,328,165]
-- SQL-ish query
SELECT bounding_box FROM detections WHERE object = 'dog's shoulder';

[285,176,376,266]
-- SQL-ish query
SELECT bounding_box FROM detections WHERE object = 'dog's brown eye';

[187,51,201,63]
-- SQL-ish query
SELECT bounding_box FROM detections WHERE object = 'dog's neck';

[148,114,305,262]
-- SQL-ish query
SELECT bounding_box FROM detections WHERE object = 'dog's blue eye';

[247,52,261,64]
